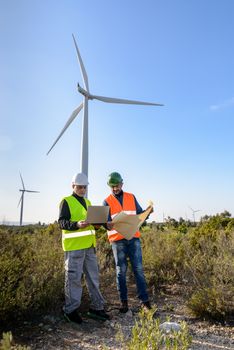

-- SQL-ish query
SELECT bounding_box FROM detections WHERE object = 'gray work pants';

[64,247,105,314]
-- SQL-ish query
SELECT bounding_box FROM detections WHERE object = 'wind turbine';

[188,206,201,224]
[47,35,163,178]
[18,173,40,226]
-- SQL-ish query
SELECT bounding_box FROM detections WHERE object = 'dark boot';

[119,300,129,313]
[141,300,152,311]
[87,309,110,321]
[64,309,83,324]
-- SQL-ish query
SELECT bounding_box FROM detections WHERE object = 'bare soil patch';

[11,284,234,349]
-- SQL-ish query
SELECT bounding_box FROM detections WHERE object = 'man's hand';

[145,205,154,215]
[77,220,89,229]
[94,224,101,229]
[106,221,114,230]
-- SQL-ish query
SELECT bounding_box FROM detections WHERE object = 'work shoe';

[64,309,83,324]
[87,308,110,321]
[141,300,152,311]
[119,300,129,313]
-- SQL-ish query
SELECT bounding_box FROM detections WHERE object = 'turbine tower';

[18,173,40,226]
[188,206,201,224]
[47,35,163,178]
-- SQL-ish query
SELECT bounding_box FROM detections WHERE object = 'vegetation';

[0,211,234,344]
[0,332,30,350]
[181,214,234,319]
[117,310,192,350]
[0,224,63,325]
[141,212,234,320]
[117,311,192,350]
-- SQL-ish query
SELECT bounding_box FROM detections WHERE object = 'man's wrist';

[76,222,80,228]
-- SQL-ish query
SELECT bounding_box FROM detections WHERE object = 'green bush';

[0,332,30,350]
[95,228,116,292]
[118,311,192,350]
[141,230,184,286]
[141,214,234,320]
[183,229,234,319]
[96,227,115,274]
[0,225,64,324]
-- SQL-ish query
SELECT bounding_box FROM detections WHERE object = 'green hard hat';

[107,172,123,186]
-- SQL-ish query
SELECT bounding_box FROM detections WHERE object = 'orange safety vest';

[105,192,141,242]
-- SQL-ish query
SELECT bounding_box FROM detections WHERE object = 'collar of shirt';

[113,190,124,206]
[72,192,84,200]
[72,192,87,210]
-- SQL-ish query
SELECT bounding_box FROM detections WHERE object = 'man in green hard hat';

[103,171,153,313]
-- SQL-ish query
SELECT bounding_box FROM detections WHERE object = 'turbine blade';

[17,194,23,208]
[20,172,25,190]
[72,34,89,92]
[47,102,83,155]
[25,190,40,193]
[91,94,164,106]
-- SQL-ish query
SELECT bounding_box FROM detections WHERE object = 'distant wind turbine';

[47,34,163,178]
[188,206,201,224]
[18,173,39,226]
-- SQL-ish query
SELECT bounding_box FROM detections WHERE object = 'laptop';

[86,206,109,224]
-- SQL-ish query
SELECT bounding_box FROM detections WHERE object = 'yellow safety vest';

[61,196,96,251]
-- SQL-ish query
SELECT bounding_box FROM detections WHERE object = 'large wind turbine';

[47,34,163,177]
[18,173,40,226]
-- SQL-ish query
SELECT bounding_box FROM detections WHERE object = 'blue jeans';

[111,238,149,302]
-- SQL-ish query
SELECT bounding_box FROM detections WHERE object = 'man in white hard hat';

[58,172,109,324]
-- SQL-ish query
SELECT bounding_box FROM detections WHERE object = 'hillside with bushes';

[0,212,234,349]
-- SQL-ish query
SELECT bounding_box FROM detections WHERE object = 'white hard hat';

[72,173,89,186]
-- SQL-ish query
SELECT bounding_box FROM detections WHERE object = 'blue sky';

[1,0,234,224]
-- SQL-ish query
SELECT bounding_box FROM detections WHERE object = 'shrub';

[141,215,234,320]
[141,230,185,286]
[0,225,64,324]
[118,311,192,350]
[0,332,30,350]
[95,228,116,292]
[183,230,234,319]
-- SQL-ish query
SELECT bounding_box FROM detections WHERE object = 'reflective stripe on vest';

[111,210,136,219]
[61,195,96,251]
[105,192,141,242]
[62,229,95,240]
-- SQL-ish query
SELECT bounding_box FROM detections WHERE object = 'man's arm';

[134,196,143,214]
[103,200,114,230]
[103,200,112,221]
[134,195,153,221]
[58,199,79,230]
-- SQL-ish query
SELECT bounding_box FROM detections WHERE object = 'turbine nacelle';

[77,83,91,99]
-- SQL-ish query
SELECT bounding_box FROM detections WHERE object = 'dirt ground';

[11,284,234,350]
